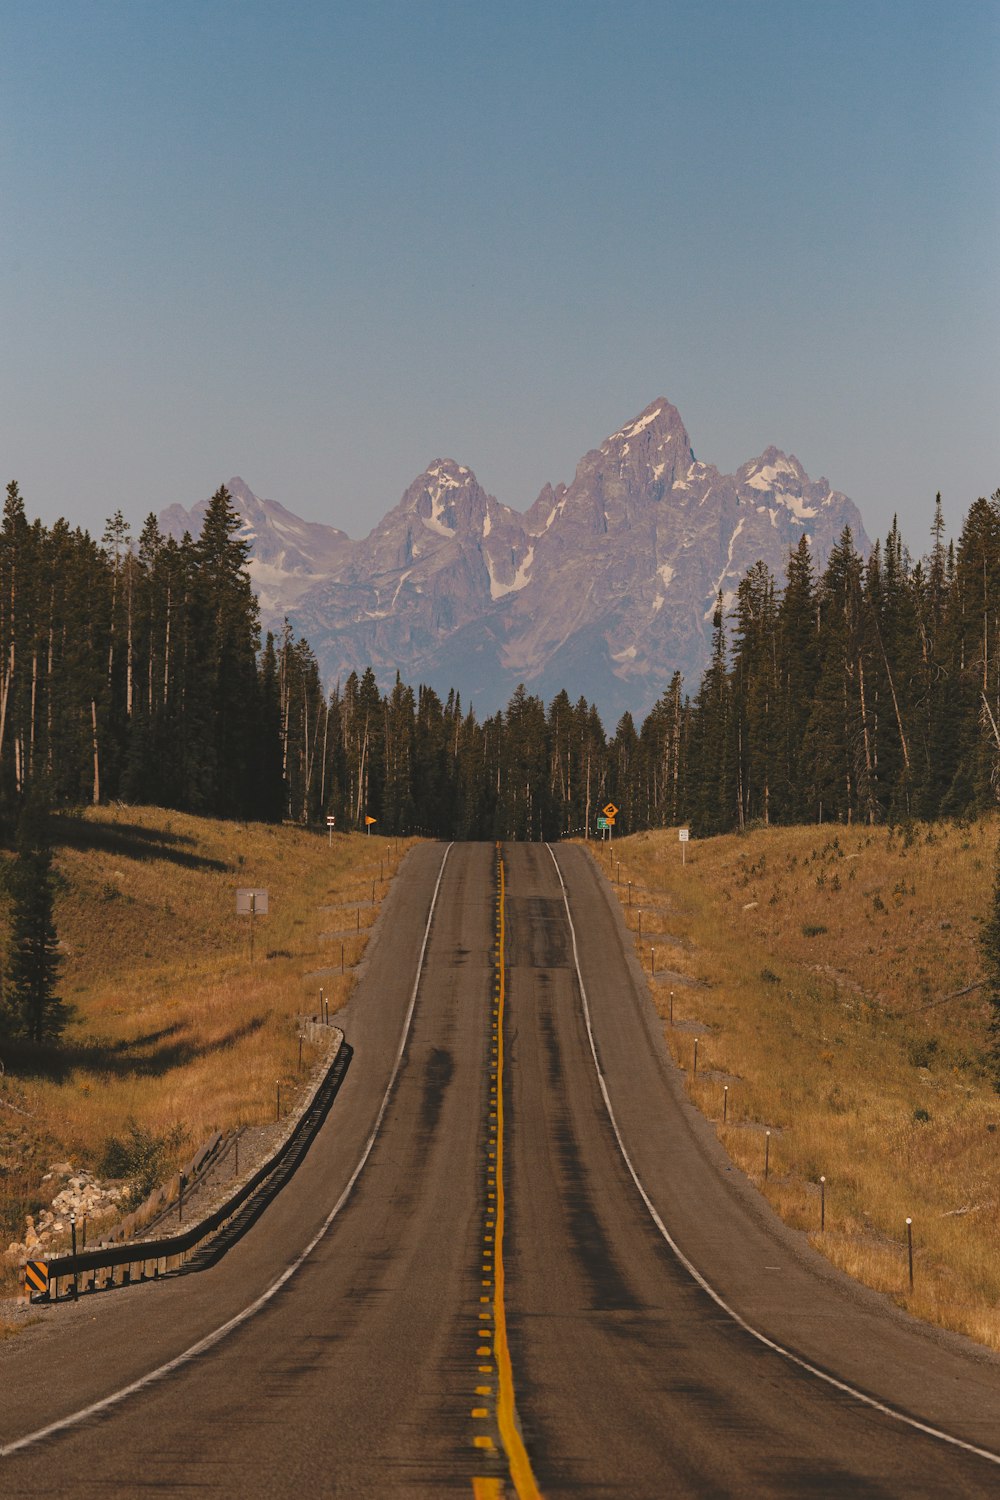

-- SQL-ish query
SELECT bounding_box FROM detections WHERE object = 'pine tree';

[731,561,779,828]
[190,487,261,816]
[7,792,66,1044]
[688,594,732,834]
[774,537,819,821]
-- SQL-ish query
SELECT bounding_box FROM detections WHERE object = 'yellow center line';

[492,848,544,1499]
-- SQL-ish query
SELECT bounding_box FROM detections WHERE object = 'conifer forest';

[0,480,998,844]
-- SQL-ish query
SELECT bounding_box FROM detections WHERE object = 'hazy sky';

[2,1,997,549]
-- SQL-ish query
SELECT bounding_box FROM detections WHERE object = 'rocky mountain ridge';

[161,399,868,721]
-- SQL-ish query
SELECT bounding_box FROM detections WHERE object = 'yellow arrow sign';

[364,815,377,826]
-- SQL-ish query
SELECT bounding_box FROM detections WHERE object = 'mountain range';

[160,398,869,723]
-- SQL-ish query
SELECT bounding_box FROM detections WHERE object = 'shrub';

[98,1117,186,1212]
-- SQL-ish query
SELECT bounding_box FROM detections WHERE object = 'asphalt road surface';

[2,840,999,1497]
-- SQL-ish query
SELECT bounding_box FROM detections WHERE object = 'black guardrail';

[30,1037,353,1303]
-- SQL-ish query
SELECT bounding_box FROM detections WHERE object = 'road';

[1,840,999,1496]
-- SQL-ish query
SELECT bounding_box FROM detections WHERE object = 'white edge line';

[544,842,1000,1471]
[1,842,455,1461]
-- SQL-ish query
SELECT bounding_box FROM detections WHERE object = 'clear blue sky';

[2,1,997,549]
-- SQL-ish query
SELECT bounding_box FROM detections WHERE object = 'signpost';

[679,827,690,865]
[236,888,268,962]
[364,815,377,835]
[602,802,619,842]
[327,814,336,846]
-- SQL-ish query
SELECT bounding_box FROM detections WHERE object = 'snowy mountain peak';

[603,397,693,459]
[740,449,806,490]
[396,459,496,540]
[736,448,851,527]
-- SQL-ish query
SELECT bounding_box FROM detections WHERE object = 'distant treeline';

[0,481,998,840]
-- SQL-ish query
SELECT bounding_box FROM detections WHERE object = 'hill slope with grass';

[0,807,407,1306]
[599,817,1000,1350]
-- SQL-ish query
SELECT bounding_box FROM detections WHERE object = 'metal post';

[906,1217,914,1290]
[650,947,654,975]
[723,1085,728,1123]
[693,1037,699,1075]
[249,891,255,964]
[820,1175,826,1230]
[638,909,642,939]
[70,1213,78,1301]
[298,1035,303,1073]
[765,1130,771,1179]
[669,990,674,1024]
[628,881,632,907]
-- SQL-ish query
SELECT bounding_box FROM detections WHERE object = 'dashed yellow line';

[473,846,543,1498]
[490,847,544,1499]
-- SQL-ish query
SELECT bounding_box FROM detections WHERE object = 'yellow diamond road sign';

[603,802,619,819]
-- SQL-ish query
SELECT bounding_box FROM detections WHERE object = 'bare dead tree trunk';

[46,609,54,776]
[584,747,591,839]
[125,560,134,717]
[871,614,911,772]
[857,656,876,824]
[320,701,329,810]
[163,584,171,706]
[29,646,38,773]
[91,698,101,803]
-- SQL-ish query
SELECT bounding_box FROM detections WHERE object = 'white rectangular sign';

[236,887,268,915]
[678,828,690,842]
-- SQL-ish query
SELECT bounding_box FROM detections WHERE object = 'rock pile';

[3,1163,124,1266]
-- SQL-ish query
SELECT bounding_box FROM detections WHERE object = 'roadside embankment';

[593,818,1000,1351]
[0,805,414,1319]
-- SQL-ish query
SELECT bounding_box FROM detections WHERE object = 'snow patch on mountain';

[611,403,666,442]
[707,517,747,615]
[747,458,799,491]
[489,545,534,600]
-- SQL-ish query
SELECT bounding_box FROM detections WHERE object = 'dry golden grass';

[0,806,413,1311]
[593,817,1000,1350]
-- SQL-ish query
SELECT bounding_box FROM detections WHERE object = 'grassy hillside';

[595,818,1000,1351]
[0,807,410,1301]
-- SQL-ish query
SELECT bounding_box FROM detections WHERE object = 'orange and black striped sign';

[24,1259,49,1296]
